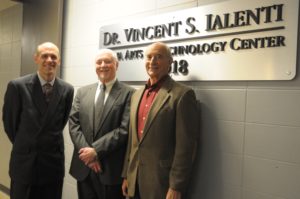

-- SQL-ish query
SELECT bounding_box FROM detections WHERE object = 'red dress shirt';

[137,76,168,140]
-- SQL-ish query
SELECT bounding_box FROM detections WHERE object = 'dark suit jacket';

[2,73,74,185]
[122,76,199,199]
[69,80,134,185]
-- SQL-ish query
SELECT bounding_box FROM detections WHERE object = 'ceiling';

[0,0,18,12]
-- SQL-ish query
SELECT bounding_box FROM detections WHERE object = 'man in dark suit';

[69,49,134,199]
[2,42,74,199]
[122,42,199,199]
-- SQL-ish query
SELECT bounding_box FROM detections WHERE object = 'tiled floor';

[0,191,9,199]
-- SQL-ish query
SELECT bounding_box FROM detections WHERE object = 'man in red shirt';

[122,42,199,199]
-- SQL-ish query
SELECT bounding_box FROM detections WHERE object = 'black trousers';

[10,179,63,199]
[77,171,124,199]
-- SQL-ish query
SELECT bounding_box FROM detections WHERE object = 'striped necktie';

[94,84,106,132]
[43,83,53,104]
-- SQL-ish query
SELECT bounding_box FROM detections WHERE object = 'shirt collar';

[98,77,116,91]
[37,72,55,86]
[145,75,168,90]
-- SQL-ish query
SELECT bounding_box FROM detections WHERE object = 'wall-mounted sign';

[99,0,299,81]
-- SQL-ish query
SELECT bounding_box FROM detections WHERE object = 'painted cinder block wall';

[60,0,300,199]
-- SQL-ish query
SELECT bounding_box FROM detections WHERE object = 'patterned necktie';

[94,84,106,131]
[43,83,53,104]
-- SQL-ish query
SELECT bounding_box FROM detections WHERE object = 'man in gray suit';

[69,49,134,199]
[2,42,74,199]
[122,42,199,199]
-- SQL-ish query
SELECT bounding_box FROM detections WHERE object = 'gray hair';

[96,48,118,62]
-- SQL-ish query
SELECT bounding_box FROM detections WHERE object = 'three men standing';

[2,41,198,199]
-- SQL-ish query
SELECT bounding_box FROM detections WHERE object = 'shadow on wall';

[187,96,222,199]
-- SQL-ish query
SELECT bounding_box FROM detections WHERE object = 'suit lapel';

[88,84,97,133]
[140,77,173,143]
[94,81,121,137]
[131,88,144,142]
[26,74,47,115]
[45,79,64,121]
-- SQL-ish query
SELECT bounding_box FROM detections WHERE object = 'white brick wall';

[61,0,300,198]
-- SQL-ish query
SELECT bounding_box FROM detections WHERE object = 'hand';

[166,188,181,199]
[87,160,102,173]
[122,178,129,197]
[78,147,97,165]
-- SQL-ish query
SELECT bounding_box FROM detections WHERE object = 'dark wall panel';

[21,0,64,76]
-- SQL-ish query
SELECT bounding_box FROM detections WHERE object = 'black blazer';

[2,73,74,185]
[69,80,134,185]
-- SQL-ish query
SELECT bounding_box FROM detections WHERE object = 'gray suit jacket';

[2,73,74,185]
[69,80,134,185]
[122,76,199,199]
